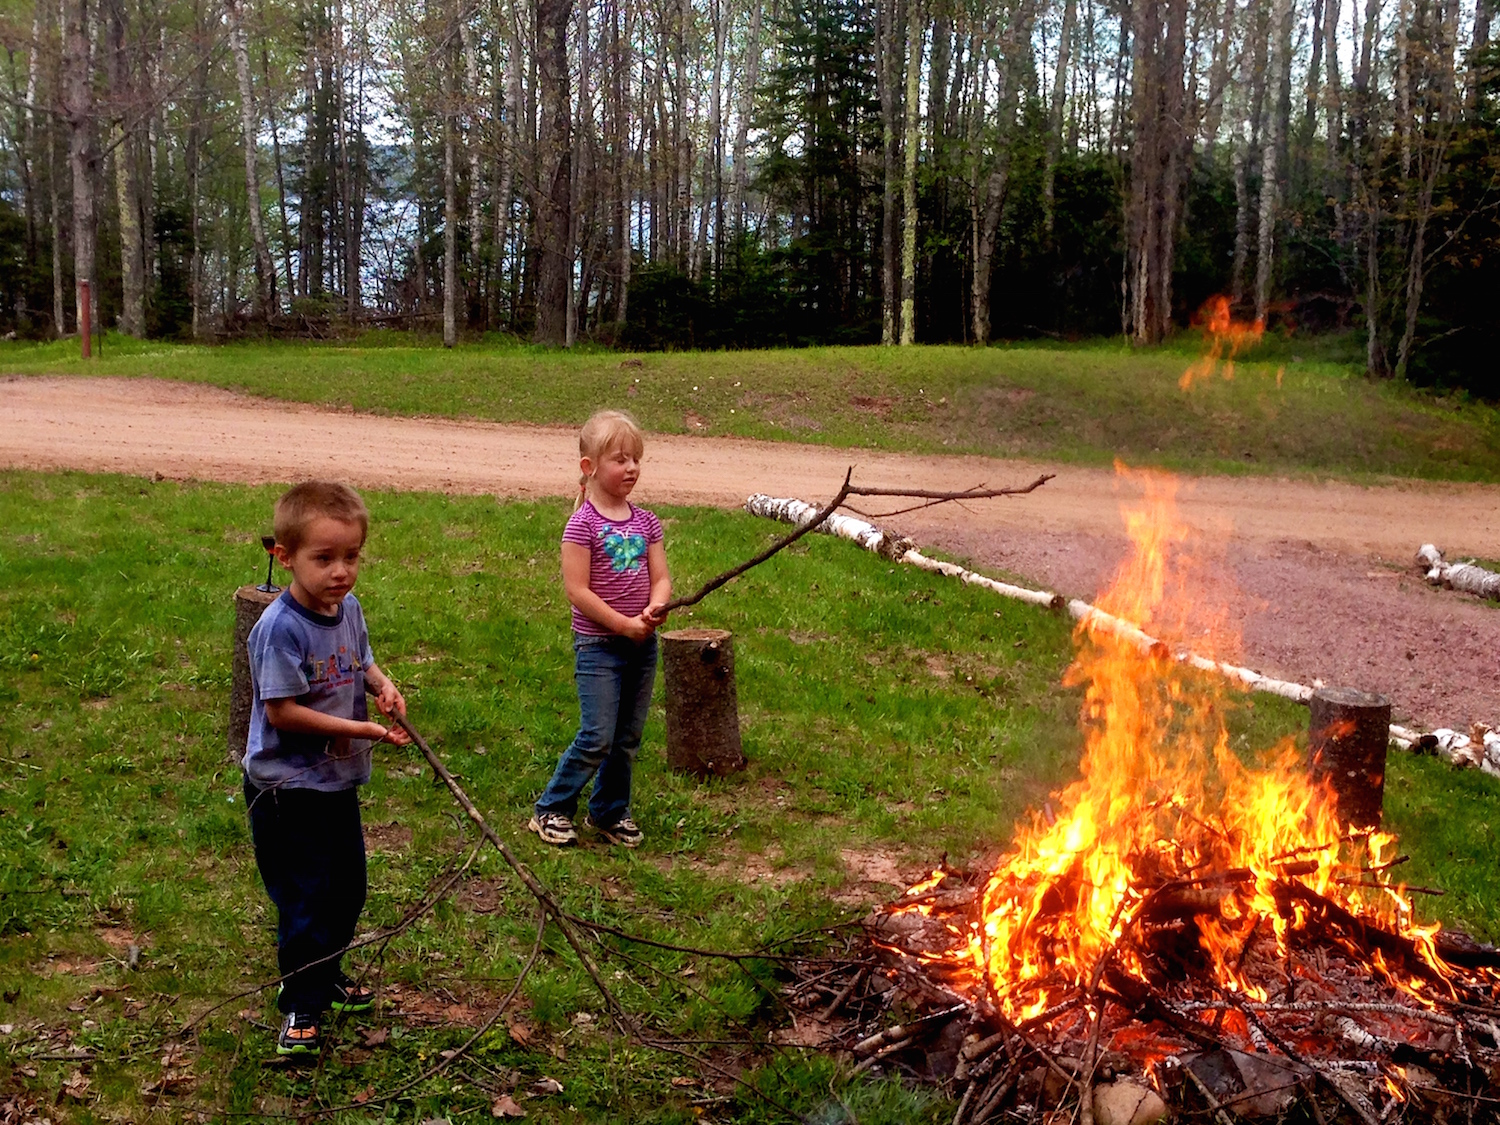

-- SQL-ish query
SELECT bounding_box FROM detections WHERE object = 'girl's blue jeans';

[535,632,658,827]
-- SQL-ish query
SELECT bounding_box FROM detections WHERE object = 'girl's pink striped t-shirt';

[562,500,665,635]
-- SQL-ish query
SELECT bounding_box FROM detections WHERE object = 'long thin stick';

[663,470,1053,613]
[387,710,634,1031]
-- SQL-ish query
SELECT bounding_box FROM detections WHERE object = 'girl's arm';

[642,540,672,626]
[562,541,652,640]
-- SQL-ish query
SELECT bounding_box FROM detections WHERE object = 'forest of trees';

[0,0,1494,390]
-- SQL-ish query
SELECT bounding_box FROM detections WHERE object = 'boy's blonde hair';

[577,410,645,509]
[274,481,370,551]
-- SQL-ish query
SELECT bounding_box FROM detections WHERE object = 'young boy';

[243,480,410,1055]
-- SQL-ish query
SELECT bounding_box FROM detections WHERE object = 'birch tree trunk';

[226,0,276,321]
[1254,0,1291,322]
[898,0,923,346]
[877,0,899,344]
[443,23,459,348]
[1043,0,1078,234]
[63,0,95,339]
[259,25,295,303]
[461,18,484,323]
[107,0,145,336]
[729,0,761,237]
[1324,0,1343,158]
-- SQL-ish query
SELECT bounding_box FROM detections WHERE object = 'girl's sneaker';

[331,971,375,1013]
[277,1012,321,1056]
[528,811,579,846]
[585,815,643,849]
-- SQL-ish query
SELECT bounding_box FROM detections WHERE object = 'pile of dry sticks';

[779,860,1500,1124]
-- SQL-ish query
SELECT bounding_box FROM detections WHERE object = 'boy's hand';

[362,720,412,747]
[375,682,407,721]
[643,602,670,628]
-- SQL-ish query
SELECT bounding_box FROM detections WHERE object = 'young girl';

[530,410,671,848]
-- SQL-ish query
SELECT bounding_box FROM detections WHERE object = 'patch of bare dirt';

[363,821,412,853]
[4,375,1497,729]
[655,843,809,887]
[455,877,505,914]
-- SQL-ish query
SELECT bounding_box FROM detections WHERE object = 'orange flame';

[1181,296,1266,390]
[910,465,1455,1019]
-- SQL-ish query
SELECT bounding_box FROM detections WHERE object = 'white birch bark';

[1416,545,1500,600]
[1254,0,1292,322]
[226,0,276,320]
[899,2,923,346]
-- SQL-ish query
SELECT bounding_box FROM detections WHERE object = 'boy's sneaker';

[585,815,643,849]
[331,971,375,1013]
[528,811,579,846]
[276,1012,321,1056]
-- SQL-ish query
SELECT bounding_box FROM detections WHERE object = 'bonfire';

[789,469,1500,1124]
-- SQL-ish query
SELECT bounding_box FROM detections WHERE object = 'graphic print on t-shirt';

[600,525,647,573]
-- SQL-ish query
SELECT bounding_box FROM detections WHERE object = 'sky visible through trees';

[0,0,1495,390]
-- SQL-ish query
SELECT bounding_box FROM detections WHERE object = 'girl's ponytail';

[575,472,589,512]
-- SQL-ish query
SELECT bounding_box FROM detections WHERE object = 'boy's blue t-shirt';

[245,591,376,792]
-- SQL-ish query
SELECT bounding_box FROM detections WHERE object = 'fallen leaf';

[527,1076,564,1097]
[491,1093,526,1118]
[505,1018,533,1046]
[360,1026,389,1047]
[62,1072,91,1099]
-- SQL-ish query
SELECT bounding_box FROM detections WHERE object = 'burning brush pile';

[787,472,1500,1124]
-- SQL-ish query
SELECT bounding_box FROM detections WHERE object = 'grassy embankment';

[2,332,1498,482]
[2,472,1498,1122]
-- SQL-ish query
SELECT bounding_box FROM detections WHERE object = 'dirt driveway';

[3,375,1497,729]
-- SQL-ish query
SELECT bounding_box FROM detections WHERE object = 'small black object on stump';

[1308,686,1391,829]
[661,628,746,777]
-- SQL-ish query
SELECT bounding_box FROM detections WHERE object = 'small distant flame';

[1181,296,1265,390]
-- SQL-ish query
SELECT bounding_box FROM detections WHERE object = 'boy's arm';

[562,541,651,640]
[363,662,412,746]
[642,540,673,626]
[264,697,396,744]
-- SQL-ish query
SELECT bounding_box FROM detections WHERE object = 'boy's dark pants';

[244,780,367,1014]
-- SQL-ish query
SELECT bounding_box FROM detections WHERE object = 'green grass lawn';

[2,472,1497,1123]
[4,332,1498,483]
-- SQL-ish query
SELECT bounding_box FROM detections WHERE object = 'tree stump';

[1308,686,1391,829]
[229,585,279,765]
[661,628,746,777]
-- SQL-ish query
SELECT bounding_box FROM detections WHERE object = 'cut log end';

[229,584,279,765]
[1308,686,1391,830]
[661,628,746,778]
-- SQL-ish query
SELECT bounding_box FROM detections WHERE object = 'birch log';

[745,495,1499,754]
[1416,544,1500,600]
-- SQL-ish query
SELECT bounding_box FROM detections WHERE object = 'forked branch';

[663,469,1053,613]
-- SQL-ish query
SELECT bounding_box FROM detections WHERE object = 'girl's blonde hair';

[576,409,646,510]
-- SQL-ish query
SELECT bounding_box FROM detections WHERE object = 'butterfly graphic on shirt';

[599,525,647,573]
